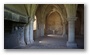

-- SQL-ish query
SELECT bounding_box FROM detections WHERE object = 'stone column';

[24,18,34,44]
[24,24,30,45]
[62,22,66,37]
[29,18,34,43]
[67,17,77,48]
[40,24,44,37]
[36,25,39,38]
[18,27,26,46]
[36,17,40,38]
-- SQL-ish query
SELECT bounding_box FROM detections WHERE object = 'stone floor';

[16,35,84,49]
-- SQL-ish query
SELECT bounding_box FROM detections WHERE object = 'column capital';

[67,16,77,21]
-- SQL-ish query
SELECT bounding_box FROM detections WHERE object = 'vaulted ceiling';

[35,4,68,24]
[4,4,67,17]
[4,4,38,17]
[4,4,78,23]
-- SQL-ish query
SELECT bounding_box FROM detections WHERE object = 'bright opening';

[33,16,37,30]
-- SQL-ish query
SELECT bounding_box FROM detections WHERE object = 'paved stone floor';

[16,35,84,49]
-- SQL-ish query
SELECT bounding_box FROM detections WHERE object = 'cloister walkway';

[16,35,84,49]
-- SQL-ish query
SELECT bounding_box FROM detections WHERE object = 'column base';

[67,41,77,48]
[26,40,34,45]
[30,40,34,44]
[19,39,26,46]
[19,42,26,46]
[26,42,31,45]
[62,34,67,37]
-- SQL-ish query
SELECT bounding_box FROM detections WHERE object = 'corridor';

[4,4,84,49]
[16,35,68,49]
[16,35,83,49]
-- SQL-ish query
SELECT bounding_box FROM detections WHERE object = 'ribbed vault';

[4,4,38,17]
[4,4,84,49]
[36,4,67,23]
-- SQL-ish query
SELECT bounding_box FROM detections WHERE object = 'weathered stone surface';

[4,20,26,49]
[4,4,84,49]
[75,4,84,35]
[4,10,28,23]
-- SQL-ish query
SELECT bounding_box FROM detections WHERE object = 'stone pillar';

[36,26,39,38]
[24,24,30,45]
[24,18,34,44]
[67,17,77,48]
[62,22,66,37]
[40,24,44,37]
[18,27,26,46]
[29,18,34,43]
[36,17,39,38]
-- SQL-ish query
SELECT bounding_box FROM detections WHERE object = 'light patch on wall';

[33,16,37,30]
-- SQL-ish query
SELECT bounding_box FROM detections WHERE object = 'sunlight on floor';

[47,34,62,37]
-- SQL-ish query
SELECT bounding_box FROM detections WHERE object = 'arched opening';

[4,4,84,49]
[33,16,37,30]
[45,11,63,37]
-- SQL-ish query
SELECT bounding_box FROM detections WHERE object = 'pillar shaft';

[62,23,66,37]
[19,27,26,46]
[68,21,75,42]
[25,24,30,44]
[24,18,34,45]
[36,17,40,38]
[29,19,34,43]
[67,17,77,48]
[40,24,44,37]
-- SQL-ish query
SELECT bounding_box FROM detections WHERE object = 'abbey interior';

[4,4,84,49]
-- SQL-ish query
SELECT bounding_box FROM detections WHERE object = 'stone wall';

[75,4,84,36]
[4,10,28,23]
[4,20,26,49]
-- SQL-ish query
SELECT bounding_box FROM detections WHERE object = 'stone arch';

[41,4,67,23]
[35,4,68,37]
[45,11,63,35]
[42,4,67,36]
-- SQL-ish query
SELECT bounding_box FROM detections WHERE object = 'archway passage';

[4,4,84,49]
[35,4,67,38]
[45,11,63,36]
